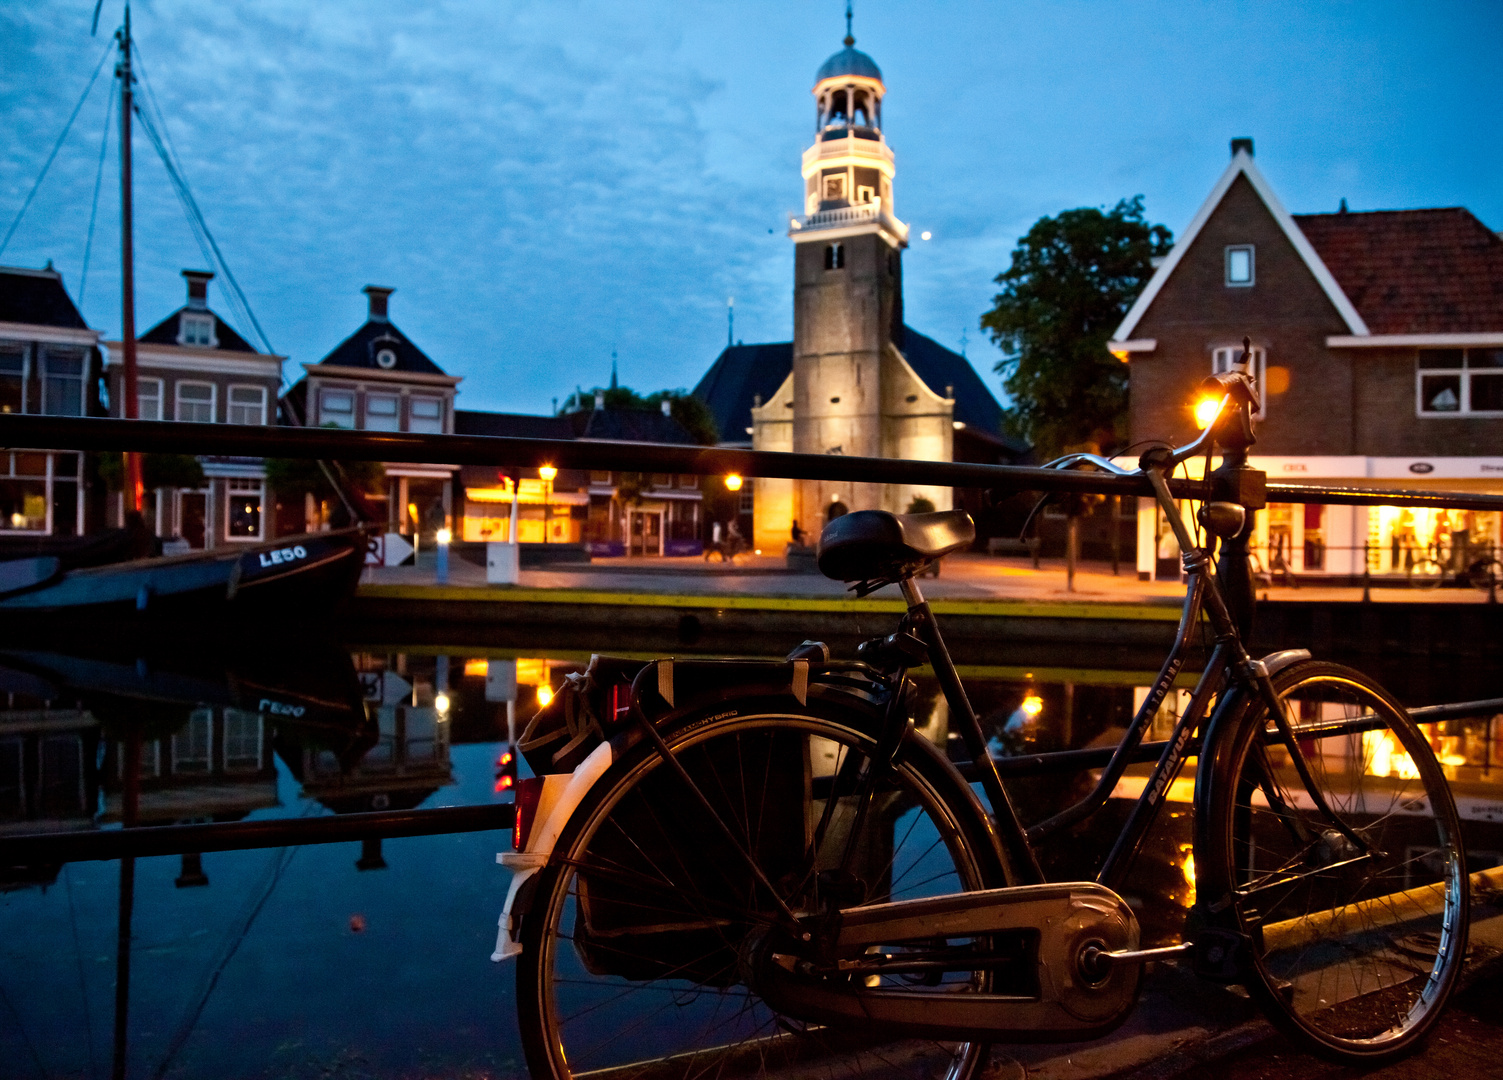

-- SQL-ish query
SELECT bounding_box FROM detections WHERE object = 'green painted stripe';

[355,584,1184,622]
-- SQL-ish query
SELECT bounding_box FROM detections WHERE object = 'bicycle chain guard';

[751,881,1142,1041]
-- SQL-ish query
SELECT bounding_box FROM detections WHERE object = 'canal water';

[2,631,1500,1079]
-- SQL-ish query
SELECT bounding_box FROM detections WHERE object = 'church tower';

[751,15,954,551]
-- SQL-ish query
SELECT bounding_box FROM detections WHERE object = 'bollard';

[435,526,451,584]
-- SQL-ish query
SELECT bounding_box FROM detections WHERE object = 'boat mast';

[117,2,142,514]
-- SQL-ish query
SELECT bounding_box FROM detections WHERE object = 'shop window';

[222,710,263,772]
[176,381,215,423]
[409,396,443,434]
[1225,245,1255,287]
[365,392,400,432]
[825,243,845,270]
[1417,348,1503,415]
[172,710,214,774]
[589,471,612,485]
[227,385,266,425]
[319,388,355,428]
[0,348,22,415]
[1212,345,1267,420]
[42,351,84,416]
[226,478,263,540]
[137,378,163,421]
[0,451,48,532]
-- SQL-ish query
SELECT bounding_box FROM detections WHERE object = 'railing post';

[1362,541,1372,603]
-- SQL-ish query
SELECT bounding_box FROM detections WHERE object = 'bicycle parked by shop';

[1407,540,1503,593]
[495,359,1472,1080]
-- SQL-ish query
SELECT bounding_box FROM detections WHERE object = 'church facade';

[694,31,1016,554]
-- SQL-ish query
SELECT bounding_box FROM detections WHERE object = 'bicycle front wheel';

[516,699,1009,1080]
[1206,661,1469,1064]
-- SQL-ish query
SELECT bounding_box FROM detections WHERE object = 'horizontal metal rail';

[5,414,1503,511]
[0,802,514,866]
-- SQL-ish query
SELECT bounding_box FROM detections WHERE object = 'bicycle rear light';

[512,775,545,852]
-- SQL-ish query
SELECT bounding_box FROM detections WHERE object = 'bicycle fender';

[491,738,616,962]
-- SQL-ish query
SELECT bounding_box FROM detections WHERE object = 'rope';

[78,79,116,311]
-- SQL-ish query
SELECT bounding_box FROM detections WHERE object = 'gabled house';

[104,270,285,547]
[282,286,462,543]
[1110,140,1503,581]
[0,264,104,538]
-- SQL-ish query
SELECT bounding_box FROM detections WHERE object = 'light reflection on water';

[1,638,1500,1077]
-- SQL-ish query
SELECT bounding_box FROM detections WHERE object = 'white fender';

[491,738,617,962]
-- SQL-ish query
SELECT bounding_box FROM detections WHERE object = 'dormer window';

[180,313,215,347]
[1225,245,1255,287]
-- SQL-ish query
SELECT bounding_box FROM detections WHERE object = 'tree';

[981,196,1172,457]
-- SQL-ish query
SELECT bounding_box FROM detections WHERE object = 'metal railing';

[6,413,1503,512]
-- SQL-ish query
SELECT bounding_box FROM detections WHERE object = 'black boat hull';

[0,526,372,622]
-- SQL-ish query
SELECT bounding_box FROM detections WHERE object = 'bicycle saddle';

[817,510,976,583]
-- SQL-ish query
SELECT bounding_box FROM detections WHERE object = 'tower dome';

[815,44,882,85]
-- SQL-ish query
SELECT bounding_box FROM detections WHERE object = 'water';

[2,632,1499,1078]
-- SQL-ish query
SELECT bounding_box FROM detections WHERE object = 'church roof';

[314,318,447,374]
[816,46,882,84]
[692,327,1019,450]
[139,308,258,352]
[693,342,794,445]
[0,265,89,329]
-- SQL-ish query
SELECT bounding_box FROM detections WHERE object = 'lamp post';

[539,465,557,544]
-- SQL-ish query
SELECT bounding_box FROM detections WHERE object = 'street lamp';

[538,465,557,543]
[724,474,743,491]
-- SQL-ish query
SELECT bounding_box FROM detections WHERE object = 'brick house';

[104,270,285,547]
[1110,140,1503,581]
[0,264,104,538]
[281,286,462,544]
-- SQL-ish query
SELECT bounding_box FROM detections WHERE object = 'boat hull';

[0,526,372,622]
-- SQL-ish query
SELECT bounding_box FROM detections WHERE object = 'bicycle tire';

[1203,661,1469,1064]
[1406,557,1445,589]
[515,696,1010,1080]
[1466,558,1502,593]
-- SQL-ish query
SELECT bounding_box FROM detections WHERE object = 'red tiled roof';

[1293,208,1503,334]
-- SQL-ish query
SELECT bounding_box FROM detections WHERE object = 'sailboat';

[0,2,373,621]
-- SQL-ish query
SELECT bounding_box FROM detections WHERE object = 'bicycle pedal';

[1192,928,1247,982]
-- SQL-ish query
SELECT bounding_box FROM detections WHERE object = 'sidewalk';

[362,551,1499,605]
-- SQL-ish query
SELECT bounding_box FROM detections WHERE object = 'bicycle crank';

[750,882,1143,1041]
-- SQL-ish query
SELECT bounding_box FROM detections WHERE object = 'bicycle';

[495,361,1470,1080]
[1407,542,1503,593]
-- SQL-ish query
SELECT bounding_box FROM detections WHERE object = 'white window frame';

[1416,348,1503,418]
[224,477,265,542]
[178,312,216,347]
[175,380,216,423]
[408,395,444,434]
[822,172,847,201]
[364,391,401,432]
[1225,245,1255,287]
[226,384,267,425]
[319,387,356,428]
[1212,345,1267,420]
[137,377,164,422]
[0,345,25,415]
[222,710,264,773]
[172,709,214,774]
[41,348,87,417]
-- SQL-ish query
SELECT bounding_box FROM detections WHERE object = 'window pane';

[1226,247,1253,284]
[0,349,21,416]
[14,454,47,477]
[227,386,265,425]
[223,710,262,772]
[1417,349,1464,369]
[365,393,400,432]
[172,711,213,774]
[320,390,355,428]
[0,479,47,530]
[176,383,214,423]
[408,397,442,434]
[227,488,262,537]
[1470,372,1503,412]
[1420,373,1461,412]
[1468,348,1503,368]
[44,356,83,417]
[410,398,441,418]
[138,379,163,421]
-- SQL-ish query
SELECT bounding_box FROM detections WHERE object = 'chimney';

[594,389,605,410]
[363,285,394,323]
[183,269,214,310]
[660,399,672,417]
[1230,137,1254,158]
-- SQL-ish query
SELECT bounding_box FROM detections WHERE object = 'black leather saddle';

[816,510,976,583]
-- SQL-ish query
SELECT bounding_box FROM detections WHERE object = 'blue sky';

[2,1,1499,415]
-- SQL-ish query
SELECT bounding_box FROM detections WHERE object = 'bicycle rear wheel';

[1206,661,1469,1064]
[515,698,1009,1080]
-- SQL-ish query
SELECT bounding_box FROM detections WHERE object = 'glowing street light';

[536,683,555,707]
[538,466,558,481]
[1020,694,1044,717]
[435,692,451,714]
[724,474,744,492]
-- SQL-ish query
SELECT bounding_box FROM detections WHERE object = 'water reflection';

[0,636,1498,1078]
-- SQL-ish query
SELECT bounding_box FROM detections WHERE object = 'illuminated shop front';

[461,474,587,545]
[1137,455,1503,581]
